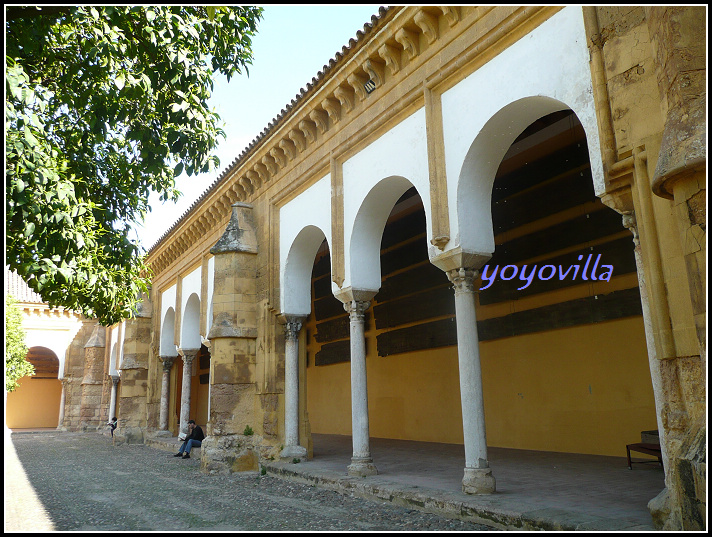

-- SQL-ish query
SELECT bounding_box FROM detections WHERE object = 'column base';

[462,467,496,494]
[348,457,378,477]
[280,445,307,461]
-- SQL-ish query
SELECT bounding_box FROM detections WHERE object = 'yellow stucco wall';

[6,378,62,429]
[306,315,657,457]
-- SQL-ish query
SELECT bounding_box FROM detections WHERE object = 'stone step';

[145,433,201,460]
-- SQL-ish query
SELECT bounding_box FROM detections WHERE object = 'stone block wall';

[589,6,706,530]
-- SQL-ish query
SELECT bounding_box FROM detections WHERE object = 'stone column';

[108,374,120,421]
[62,320,96,430]
[344,297,378,477]
[203,202,260,474]
[57,379,67,430]
[159,356,176,431]
[178,348,199,434]
[118,296,152,443]
[80,324,106,430]
[646,6,706,362]
[281,316,307,460]
[446,268,496,494]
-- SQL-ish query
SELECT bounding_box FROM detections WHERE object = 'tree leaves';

[6,6,263,326]
[5,295,34,392]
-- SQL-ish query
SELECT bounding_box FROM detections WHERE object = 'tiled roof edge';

[146,6,392,256]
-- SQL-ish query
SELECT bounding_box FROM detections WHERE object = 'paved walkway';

[4,429,490,531]
[6,429,663,531]
[5,428,56,532]
[264,434,663,530]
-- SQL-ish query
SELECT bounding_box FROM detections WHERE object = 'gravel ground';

[8,432,495,531]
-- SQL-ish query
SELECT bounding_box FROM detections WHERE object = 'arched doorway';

[6,346,62,428]
[307,182,461,445]
[474,109,657,456]
[305,239,351,437]
[173,344,211,431]
[368,187,460,442]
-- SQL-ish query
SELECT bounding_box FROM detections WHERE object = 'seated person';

[174,419,204,459]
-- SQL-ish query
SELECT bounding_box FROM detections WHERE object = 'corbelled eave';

[145,6,544,278]
[146,6,397,273]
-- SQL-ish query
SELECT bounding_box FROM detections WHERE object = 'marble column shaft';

[108,374,120,421]
[179,349,199,433]
[281,316,307,459]
[447,268,495,494]
[159,356,176,431]
[344,299,378,476]
[57,380,67,430]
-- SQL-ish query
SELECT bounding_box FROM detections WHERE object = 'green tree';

[6,6,263,326]
[5,295,34,392]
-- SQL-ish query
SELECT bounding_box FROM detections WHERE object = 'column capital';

[110,374,121,387]
[160,355,176,372]
[283,315,306,342]
[446,267,479,295]
[177,348,199,363]
[621,212,641,247]
[343,300,371,322]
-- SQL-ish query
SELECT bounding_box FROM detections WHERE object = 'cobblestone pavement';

[6,431,494,531]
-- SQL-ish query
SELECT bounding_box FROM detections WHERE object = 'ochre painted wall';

[6,378,62,429]
[306,315,657,457]
[168,357,210,433]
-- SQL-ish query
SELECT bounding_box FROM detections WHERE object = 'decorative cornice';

[414,9,439,44]
[321,97,341,124]
[395,27,419,60]
[147,7,394,269]
[309,108,329,134]
[440,6,460,27]
[298,119,318,144]
[347,71,369,101]
[378,43,400,75]
[363,58,386,88]
[147,6,550,278]
[334,85,356,113]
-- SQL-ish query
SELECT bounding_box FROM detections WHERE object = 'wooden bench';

[626,442,663,470]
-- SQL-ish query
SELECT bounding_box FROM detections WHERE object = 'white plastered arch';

[159,285,178,356]
[441,6,602,259]
[456,96,574,258]
[179,267,202,349]
[279,174,332,316]
[181,293,201,350]
[160,307,177,357]
[341,107,430,293]
[283,225,329,316]
[348,176,422,293]
[110,342,119,375]
[24,332,71,380]
[25,345,60,378]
